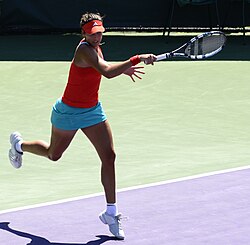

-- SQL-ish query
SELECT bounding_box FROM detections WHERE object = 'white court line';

[0,165,249,215]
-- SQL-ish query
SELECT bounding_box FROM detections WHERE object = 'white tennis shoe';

[99,211,125,240]
[9,132,23,169]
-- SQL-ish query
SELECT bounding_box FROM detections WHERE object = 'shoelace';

[115,214,128,227]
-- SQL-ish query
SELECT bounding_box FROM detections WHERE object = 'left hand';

[124,66,145,82]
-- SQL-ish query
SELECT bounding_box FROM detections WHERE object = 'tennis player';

[8,12,156,240]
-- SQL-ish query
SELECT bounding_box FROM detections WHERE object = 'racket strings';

[186,34,226,57]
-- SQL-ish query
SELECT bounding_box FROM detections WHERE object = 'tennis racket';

[150,31,226,63]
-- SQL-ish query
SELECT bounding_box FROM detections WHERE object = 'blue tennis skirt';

[51,98,107,130]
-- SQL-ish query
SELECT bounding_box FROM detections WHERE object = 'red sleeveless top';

[62,42,102,108]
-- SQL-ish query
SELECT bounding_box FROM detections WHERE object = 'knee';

[48,153,62,162]
[109,150,116,163]
[110,151,116,163]
[102,150,116,166]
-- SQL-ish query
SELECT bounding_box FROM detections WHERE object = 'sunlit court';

[0,1,250,244]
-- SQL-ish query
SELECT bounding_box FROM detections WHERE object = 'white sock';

[15,140,23,153]
[106,203,118,216]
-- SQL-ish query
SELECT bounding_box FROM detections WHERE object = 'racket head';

[184,31,226,59]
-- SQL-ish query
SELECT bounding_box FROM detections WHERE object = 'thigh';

[81,120,115,161]
[49,126,78,156]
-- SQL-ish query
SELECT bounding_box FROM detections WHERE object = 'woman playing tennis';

[8,12,156,239]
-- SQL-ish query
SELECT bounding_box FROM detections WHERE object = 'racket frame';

[156,31,226,61]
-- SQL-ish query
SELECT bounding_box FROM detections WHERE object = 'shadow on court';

[0,33,249,61]
[0,222,118,245]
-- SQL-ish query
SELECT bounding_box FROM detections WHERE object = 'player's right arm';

[74,44,155,79]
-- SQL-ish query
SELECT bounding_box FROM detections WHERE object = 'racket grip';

[156,53,170,61]
[144,53,170,64]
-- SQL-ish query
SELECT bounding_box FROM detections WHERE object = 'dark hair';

[80,12,103,29]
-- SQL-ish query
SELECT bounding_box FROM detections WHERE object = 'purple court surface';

[0,168,249,245]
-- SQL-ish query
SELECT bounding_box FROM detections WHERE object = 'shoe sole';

[9,132,23,169]
[9,149,22,169]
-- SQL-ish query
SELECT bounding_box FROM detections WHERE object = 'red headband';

[82,20,105,34]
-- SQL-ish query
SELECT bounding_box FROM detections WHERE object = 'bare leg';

[21,126,77,161]
[81,120,116,203]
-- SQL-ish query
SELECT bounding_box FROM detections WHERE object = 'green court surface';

[0,34,250,211]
